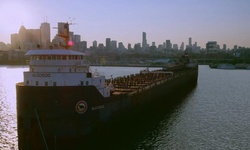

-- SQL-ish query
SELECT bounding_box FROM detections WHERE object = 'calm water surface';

[0,65,250,149]
[131,65,250,150]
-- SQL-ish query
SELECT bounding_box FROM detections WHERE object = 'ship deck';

[16,82,24,86]
[106,70,174,95]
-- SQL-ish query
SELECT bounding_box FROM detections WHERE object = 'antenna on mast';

[68,17,76,25]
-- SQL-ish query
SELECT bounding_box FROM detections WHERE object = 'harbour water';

[1,65,250,149]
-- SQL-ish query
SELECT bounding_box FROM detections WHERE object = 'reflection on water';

[130,66,250,150]
[1,65,250,150]
[0,66,28,150]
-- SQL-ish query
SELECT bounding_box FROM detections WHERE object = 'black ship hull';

[16,69,198,150]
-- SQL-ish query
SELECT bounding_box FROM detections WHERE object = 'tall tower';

[223,44,227,51]
[19,25,27,49]
[142,32,147,51]
[74,35,81,43]
[93,40,97,48]
[189,37,192,47]
[152,42,155,46]
[40,22,50,48]
[111,40,117,50]
[128,43,132,50]
[166,40,171,50]
[180,42,184,51]
[106,38,111,51]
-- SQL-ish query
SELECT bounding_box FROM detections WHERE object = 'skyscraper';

[11,33,20,49]
[223,44,227,51]
[106,38,111,51]
[69,32,74,42]
[206,41,218,53]
[166,40,171,50]
[118,42,125,51]
[13,25,41,50]
[93,40,97,48]
[173,44,178,50]
[142,32,147,51]
[234,45,238,51]
[18,25,27,49]
[79,41,87,51]
[128,43,132,50]
[40,22,50,48]
[152,42,155,46]
[180,42,184,51]
[189,37,192,47]
[74,35,81,44]
[111,40,117,50]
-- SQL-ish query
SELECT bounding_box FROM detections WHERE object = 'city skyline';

[1,0,250,49]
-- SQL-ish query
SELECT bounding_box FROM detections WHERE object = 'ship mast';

[54,18,75,49]
[57,22,70,49]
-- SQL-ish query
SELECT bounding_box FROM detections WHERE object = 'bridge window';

[36,81,39,86]
[80,81,84,86]
[86,81,89,85]
[26,80,29,85]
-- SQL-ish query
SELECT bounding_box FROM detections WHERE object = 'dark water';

[1,65,250,150]
[129,66,250,150]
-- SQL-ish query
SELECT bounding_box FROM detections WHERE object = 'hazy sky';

[1,0,250,49]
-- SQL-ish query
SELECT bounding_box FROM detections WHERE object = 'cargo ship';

[16,23,198,150]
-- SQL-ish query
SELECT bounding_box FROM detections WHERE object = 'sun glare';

[68,41,74,46]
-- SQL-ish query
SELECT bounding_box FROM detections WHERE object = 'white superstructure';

[23,49,110,97]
